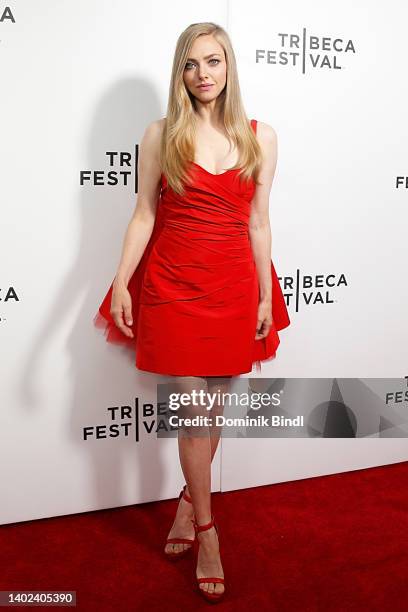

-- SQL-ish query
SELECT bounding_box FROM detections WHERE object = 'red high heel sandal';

[164,485,195,560]
[192,514,225,603]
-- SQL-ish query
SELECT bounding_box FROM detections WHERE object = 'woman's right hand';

[110,280,134,338]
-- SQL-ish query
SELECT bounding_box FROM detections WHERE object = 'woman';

[94,22,290,603]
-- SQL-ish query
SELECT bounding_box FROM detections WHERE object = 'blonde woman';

[94,22,290,603]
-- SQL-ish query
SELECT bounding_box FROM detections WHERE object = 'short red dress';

[94,119,290,376]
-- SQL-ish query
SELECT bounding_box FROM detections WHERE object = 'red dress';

[93,119,290,376]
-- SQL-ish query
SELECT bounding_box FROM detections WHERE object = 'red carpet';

[1,461,408,611]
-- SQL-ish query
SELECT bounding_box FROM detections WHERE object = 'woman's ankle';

[196,527,220,552]
[194,514,214,527]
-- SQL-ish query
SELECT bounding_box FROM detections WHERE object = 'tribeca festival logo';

[82,396,175,443]
[80,147,139,193]
[256,28,356,74]
[280,270,347,313]
[82,388,295,443]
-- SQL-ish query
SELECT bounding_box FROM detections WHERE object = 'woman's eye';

[185,59,220,70]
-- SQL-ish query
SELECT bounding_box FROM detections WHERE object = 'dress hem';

[93,309,287,376]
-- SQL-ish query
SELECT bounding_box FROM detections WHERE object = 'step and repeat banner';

[1,1,407,524]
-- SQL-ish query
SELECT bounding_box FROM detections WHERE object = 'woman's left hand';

[255,299,273,340]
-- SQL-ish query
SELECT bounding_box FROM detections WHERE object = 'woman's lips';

[197,84,213,90]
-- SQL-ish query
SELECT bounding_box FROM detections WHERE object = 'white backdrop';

[1,1,407,525]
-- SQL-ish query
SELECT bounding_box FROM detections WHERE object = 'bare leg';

[177,376,232,523]
[165,374,227,596]
[164,375,209,557]
[181,375,233,596]
[164,375,232,559]
[176,375,212,524]
[191,375,231,596]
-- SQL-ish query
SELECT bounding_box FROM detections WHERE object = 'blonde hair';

[160,22,263,195]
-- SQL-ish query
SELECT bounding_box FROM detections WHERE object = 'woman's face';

[183,35,227,103]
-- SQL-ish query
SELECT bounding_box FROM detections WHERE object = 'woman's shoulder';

[140,118,166,160]
[253,119,278,143]
[143,117,166,137]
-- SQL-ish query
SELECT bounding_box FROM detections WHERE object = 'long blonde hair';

[160,22,263,195]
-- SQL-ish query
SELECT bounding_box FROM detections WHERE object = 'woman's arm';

[110,119,163,337]
[248,122,278,340]
[114,119,163,287]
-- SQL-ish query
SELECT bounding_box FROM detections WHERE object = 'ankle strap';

[192,514,215,534]
[180,484,192,504]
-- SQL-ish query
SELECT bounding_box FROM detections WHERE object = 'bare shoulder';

[255,120,278,169]
[252,121,278,187]
[141,117,166,144]
[139,118,167,170]
[255,120,277,146]
[150,116,166,133]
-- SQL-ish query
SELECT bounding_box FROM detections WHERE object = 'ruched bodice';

[139,165,257,305]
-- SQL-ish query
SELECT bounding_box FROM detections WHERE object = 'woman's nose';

[197,64,208,79]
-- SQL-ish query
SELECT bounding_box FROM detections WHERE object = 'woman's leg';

[178,377,225,593]
[175,375,213,523]
[180,375,232,496]
[164,375,232,558]
[170,375,225,595]
[164,375,210,557]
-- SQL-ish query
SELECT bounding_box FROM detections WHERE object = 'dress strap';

[250,118,257,135]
